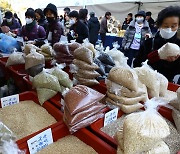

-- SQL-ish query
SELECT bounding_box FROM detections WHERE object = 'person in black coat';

[146,11,157,34]
[88,12,100,46]
[67,11,89,43]
[35,8,48,31]
[122,13,133,30]
[134,6,180,81]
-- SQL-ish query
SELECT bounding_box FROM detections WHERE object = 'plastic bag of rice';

[25,48,45,70]
[134,61,160,97]
[32,70,61,92]
[74,47,93,64]
[82,38,96,57]
[157,73,168,97]
[6,51,25,67]
[73,59,99,71]
[108,66,139,91]
[158,42,180,60]
[37,88,57,105]
[51,67,73,88]
[68,42,81,54]
[94,58,106,76]
[97,52,115,66]
[77,69,100,79]
[75,76,99,86]
[169,87,180,110]
[40,43,54,56]
[123,98,170,154]
[172,109,180,133]
[24,43,41,55]
[119,103,144,114]
[26,63,44,77]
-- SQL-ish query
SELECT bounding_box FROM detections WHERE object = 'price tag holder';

[27,128,53,154]
[104,108,118,127]
[1,94,19,108]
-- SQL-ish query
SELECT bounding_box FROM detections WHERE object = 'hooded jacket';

[133,31,180,81]
[1,18,21,30]
[88,17,100,44]
[122,19,151,49]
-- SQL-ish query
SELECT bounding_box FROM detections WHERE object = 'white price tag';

[27,128,53,154]
[104,108,118,127]
[1,94,19,108]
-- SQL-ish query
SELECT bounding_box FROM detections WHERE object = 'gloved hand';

[158,42,180,61]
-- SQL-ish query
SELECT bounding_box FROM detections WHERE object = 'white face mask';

[7,18,12,23]
[69,19,76,25]
[160,28,177,39]
[25,18,33,24]
[136,17,144,23]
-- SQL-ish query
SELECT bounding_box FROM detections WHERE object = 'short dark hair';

[69,11,79,19]
[146,11,152,16]
[156,6,180,27]
[105,12,111,17]
[35,9,45,19]
[128,13,133,17]
[64,7,71,14]
[25,9,35,18]
[79,9,88,20]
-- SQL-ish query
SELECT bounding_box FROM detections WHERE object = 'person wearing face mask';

[67,11,89,43]
[134,6,180,82]
[21,9,46,41]
[44,3,64,46]
[1,11,21,33]
[122,10,152,66]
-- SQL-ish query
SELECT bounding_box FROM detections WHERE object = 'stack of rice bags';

[82,39,96,57]
[134,61,177,101]
[38,44,54,61]
[106,66,148,113]
[169,87,180,133]
[25,48,45,77]
[72,47,100,86]
[63,85,106,133]
[116,98,170,154]
[23,43,41,55]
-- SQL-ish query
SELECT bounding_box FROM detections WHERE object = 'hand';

[165,55,180,62]
[1,26,10,33]
[145,33,151,39]
[24,36,28,41]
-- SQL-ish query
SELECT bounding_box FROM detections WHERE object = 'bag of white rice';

[77,69,100,79]
[6,51,25,66]
[172,109,180,133]
[37,88,57,105]
[158,42,180,60]
[108,67,139,91]
[82,38,95,57]
[123,98,170,154]
[40,43,54,56]
[119,103,144,114]
[32,70,61,92]
[169,87,180,110]
[157,73,168,97]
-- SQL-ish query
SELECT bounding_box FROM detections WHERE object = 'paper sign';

[27,128,53,154]
[1,94,19,108]
[104,108,118,127]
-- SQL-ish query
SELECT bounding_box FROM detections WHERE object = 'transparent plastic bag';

[68,42,81,54]
[37,88,57,105]
[97,52,115,66]
[119,103,144,114]
[64,85,104,115]
[74,47,93,64]
[157,73,168,97]
[94,58,106,76]
[26,63,45,77]
[33,70,61,92]
[123,98,170,154]
[73,59,99,71]
[75,76,99,86]
[82,38,95,57]
[25,48,45,70]
[40,43,54,56]
[172,109,180,133]
[6,50,25,66]
[23,43,41,55]
[76,69,100,79]
[108,66,139,91]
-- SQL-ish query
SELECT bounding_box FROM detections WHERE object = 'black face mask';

[47,17,55,23]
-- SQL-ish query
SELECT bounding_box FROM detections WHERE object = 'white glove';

[158,42,180,60]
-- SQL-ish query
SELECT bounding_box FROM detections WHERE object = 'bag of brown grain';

[123,98,170,154]
[24,43,41,55]
[25,48,45,70]
[76,69,100,79]
[82,38,96,57]
[74,76,99,86]
[6,51,25,66]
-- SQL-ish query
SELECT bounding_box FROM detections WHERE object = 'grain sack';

[82,39,95,57]
[106,91,147,105]
[64,112,104,133]
[75,76,99,86]
[26,63,44,77]
[108,67,139,91]
[40,43,54,56]
[172,109,180,133]
[0,101,56,140]
[64,102,105,126]
[77,69,100,79]
[64,85,104,115]
[24,44,41,55]
[123,98,170,154]
[169,87,180,110]
[25,49,45,70]
[158,42,180,60]
[116,130,124,151]
[6,52,25,66]
[97,52,115,66]
[37,135,97,154]
[106,79,147,98]
[134,62,160,97]
[68,42,81,54]
[73,59,99,71]
[74,47,93,64]
[53,42,71,55]
[162,90,177,102]
[37,88,57,105]
[119,103,144,114]
[33,71,61,92]
[52,67,73,88]
[157,73,168,97]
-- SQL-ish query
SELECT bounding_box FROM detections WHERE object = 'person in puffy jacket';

[44,3,64,46]
[134,6,180,81]
[122,10,152,66]
[21,9,46,41]
[88,12,100,46]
